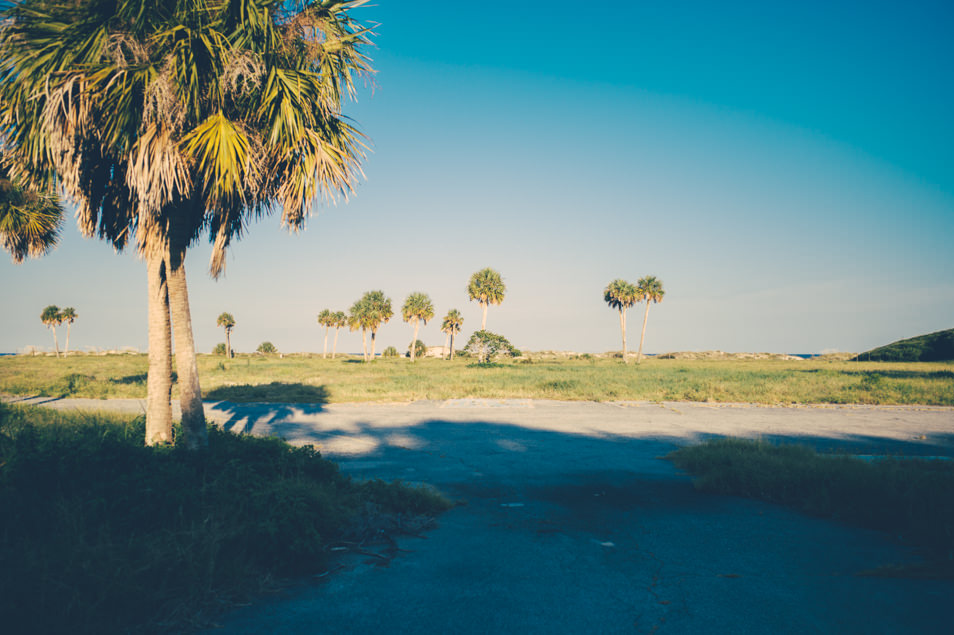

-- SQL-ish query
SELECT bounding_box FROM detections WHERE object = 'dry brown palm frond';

[143,64,187,131]
[222,50,266,98]
[106,33,150,68]
[127,123,193,215]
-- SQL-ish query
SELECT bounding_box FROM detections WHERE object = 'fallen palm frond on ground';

[667,438,954,576]
[0,404,451,634]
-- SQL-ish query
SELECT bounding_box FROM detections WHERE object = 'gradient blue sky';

[2,0,953,354]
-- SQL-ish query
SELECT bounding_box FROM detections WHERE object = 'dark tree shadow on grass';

[205,382,330,404]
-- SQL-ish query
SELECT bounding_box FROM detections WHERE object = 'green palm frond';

[402,292,434,324]
[441,309,463,335]
[637,275,665,303]
[604,279,637,311]
[467,268,506,305]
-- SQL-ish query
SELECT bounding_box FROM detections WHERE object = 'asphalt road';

[8,397,954,633]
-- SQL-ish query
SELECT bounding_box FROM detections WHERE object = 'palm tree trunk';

[481,303,488,330]
[410,320,420,361]
[64,322,71,357]
[332,328,340,359]
[225,329,232,359]
[323,327,329,359]
[450,332,456,360]
[145,250,173,445]
[443,332,449,360]
[636,302,651,364]
[370,330,378,359]
[51,326,59,358]
[361,330,368,361]
[167,258,208,450]
[620,308,628,364]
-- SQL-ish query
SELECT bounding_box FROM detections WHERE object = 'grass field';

[1,353,952,406]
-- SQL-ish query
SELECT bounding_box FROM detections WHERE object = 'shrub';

[406,339,426,358]
[257,341,277,354]
[381,346,400,358]
[213,342,227,355]
[464,330,520,364]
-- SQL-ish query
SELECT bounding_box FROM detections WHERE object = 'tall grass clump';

[0,404,451,634]
[668,439,954,571]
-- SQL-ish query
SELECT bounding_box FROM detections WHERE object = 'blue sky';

[2,0,952,354]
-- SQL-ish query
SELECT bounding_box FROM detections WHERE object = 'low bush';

[464,330,520,363]
[381,346,400,358]
[0,404,451,633]
[407,340,426,358]
[256,341,277,354]
[213,342,227,355]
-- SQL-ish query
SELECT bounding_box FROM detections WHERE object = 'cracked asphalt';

[8,397,954,632]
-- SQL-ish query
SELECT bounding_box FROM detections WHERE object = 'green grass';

[2,354,953,406]
[853,328,954,362]
[0,404,451,634]
[667,439,954,575]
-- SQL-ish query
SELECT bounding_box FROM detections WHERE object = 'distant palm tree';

[604,279,638,364]
[402,293,435,362]
[360,290,393,360]
[217,313,236,359]
[468,268,506,330]
[40,305,61,358]
[317,309,334,359]
[60,307,77,357]
[331,311,347,359]
[635,276,665,364]
[0,162,63,263]
[348,302,369,361]
[441,309,464,360]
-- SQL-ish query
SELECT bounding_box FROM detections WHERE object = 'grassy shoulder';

[0,404,451,634]
[2,353,953,406]
[667,439,954,576]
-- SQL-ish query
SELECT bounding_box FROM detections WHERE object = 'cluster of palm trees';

[39,305,78,358]
[604,276,665,363]
[0,0,373,447]
[315,268,503,363]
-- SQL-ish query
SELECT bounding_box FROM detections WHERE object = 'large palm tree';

[468,268,506,330]
[60,307,77,357]
[635,275,665,364]
[331,311,347,359]
[348,301,369,361]
[441,309,464,360]
[217,313,236,359]
[401,292,434,362]
[604,279,638,364]
[1,0,373,446]
[317,309,334,358]
[40,305,62,357]
[0,161,63,263]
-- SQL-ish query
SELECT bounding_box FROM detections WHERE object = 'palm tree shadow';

[204,382,330,404]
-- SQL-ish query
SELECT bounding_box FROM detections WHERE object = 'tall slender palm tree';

[604,279,638,364]
[331,311,347,359]
[60,307,77,357]
[635,275,665,364]
[1,0,373,446]
[217,313,236,359]
[40,305,61,357]
[0,161,63,263]
[348,299,370,361]
[402,292,434,362]
[441,309,464,360]
[468,268,506,330]
[359,290,392,360]
[317,309,334,359]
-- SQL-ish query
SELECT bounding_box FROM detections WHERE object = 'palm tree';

[441,309,464,360]
[331,311,347,359]
[635,276,665,364]
[468,268,506,330]
[348,302,369,361]
[217,313,236,359]
[402,293,434,362]
[0,161,63,263]
[604,279,638,364]
[60,307,77,357]
[0,0,372,447]
[317,309,334,359]
[359,290,392,360]
[40,305,61,358]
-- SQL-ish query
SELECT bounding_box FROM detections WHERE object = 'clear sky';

[2,0,953,355]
